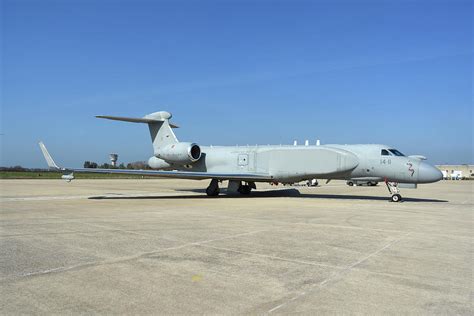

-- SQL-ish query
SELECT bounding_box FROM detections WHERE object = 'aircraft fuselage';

[149,144,442,184]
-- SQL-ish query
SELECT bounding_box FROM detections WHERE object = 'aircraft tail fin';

[96,111,178,155]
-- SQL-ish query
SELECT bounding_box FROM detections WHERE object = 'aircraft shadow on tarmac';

[89,188,448,203]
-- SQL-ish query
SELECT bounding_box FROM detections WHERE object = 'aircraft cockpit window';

[381,149,391,156]
[388,149,405,156]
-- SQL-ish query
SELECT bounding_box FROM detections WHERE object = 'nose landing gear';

[391,193,402,202]
[385,180,402,202]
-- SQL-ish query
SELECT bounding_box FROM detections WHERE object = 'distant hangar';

[436,164,473,180]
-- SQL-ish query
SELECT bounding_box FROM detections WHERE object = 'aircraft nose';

[418,162,443,183]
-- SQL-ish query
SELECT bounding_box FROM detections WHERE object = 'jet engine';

[157,142,202,164]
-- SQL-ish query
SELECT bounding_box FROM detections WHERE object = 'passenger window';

[381,149,390,156]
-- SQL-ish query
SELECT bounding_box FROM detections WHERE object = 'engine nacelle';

[157,142,201,164]
[148,156,172,170]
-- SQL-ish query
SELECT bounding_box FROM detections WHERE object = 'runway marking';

[1,229,270,282]
[198,244,344,270]
[267,232,411,313]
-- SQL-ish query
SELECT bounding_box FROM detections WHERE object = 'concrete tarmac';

[0,179,472,314]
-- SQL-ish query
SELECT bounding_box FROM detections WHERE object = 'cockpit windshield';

[388,149,405,156]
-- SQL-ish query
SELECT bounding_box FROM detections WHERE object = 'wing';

[67,168,272,181]
[38,142,272,182]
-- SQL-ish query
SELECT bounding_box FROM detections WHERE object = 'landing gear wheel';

[347,181,354,186]
[206,179,220,197]
[385,181,402,202]
[391,194,402,202]
[238,185,251,195]
[206,187,220,196]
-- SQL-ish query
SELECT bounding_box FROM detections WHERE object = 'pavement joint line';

[0,229,144,238]
[197,239,446,284]
[75,221,179,240]
[1,213,470,240]
[1,195,93,202]
[196,213,471,240]
[0,228,182,240]
[1,215,469,240]
[267,231,412,313]
[196,244,345,270]
[0,192,200,202]
[0,187,304,203]
[0,228,272,283]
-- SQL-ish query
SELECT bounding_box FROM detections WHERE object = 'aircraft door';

[237,152,256,172]
[238,154,249,170]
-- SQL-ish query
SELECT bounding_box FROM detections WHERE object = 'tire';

[239,185,251,195]
[206,187,219,196]
[391,194,402,202]
[347,182,353,186]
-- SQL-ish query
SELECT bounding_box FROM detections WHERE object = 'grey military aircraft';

[40,111,443,202]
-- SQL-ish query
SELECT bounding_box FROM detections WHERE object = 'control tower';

[109,153,118,167]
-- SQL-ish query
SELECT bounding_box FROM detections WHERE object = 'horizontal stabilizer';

[95,115,161,123]
[96,111,179,128]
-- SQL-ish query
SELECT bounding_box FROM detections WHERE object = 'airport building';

[436,164,474,180]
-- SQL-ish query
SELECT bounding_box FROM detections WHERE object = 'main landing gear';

[205,180,256,197]
[238,182,256,195]
[206,179,220,196]
[385,180,402,202]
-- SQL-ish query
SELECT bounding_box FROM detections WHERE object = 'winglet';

[38,142,60,170]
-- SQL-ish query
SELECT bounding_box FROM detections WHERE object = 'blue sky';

[2,0,472,167]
